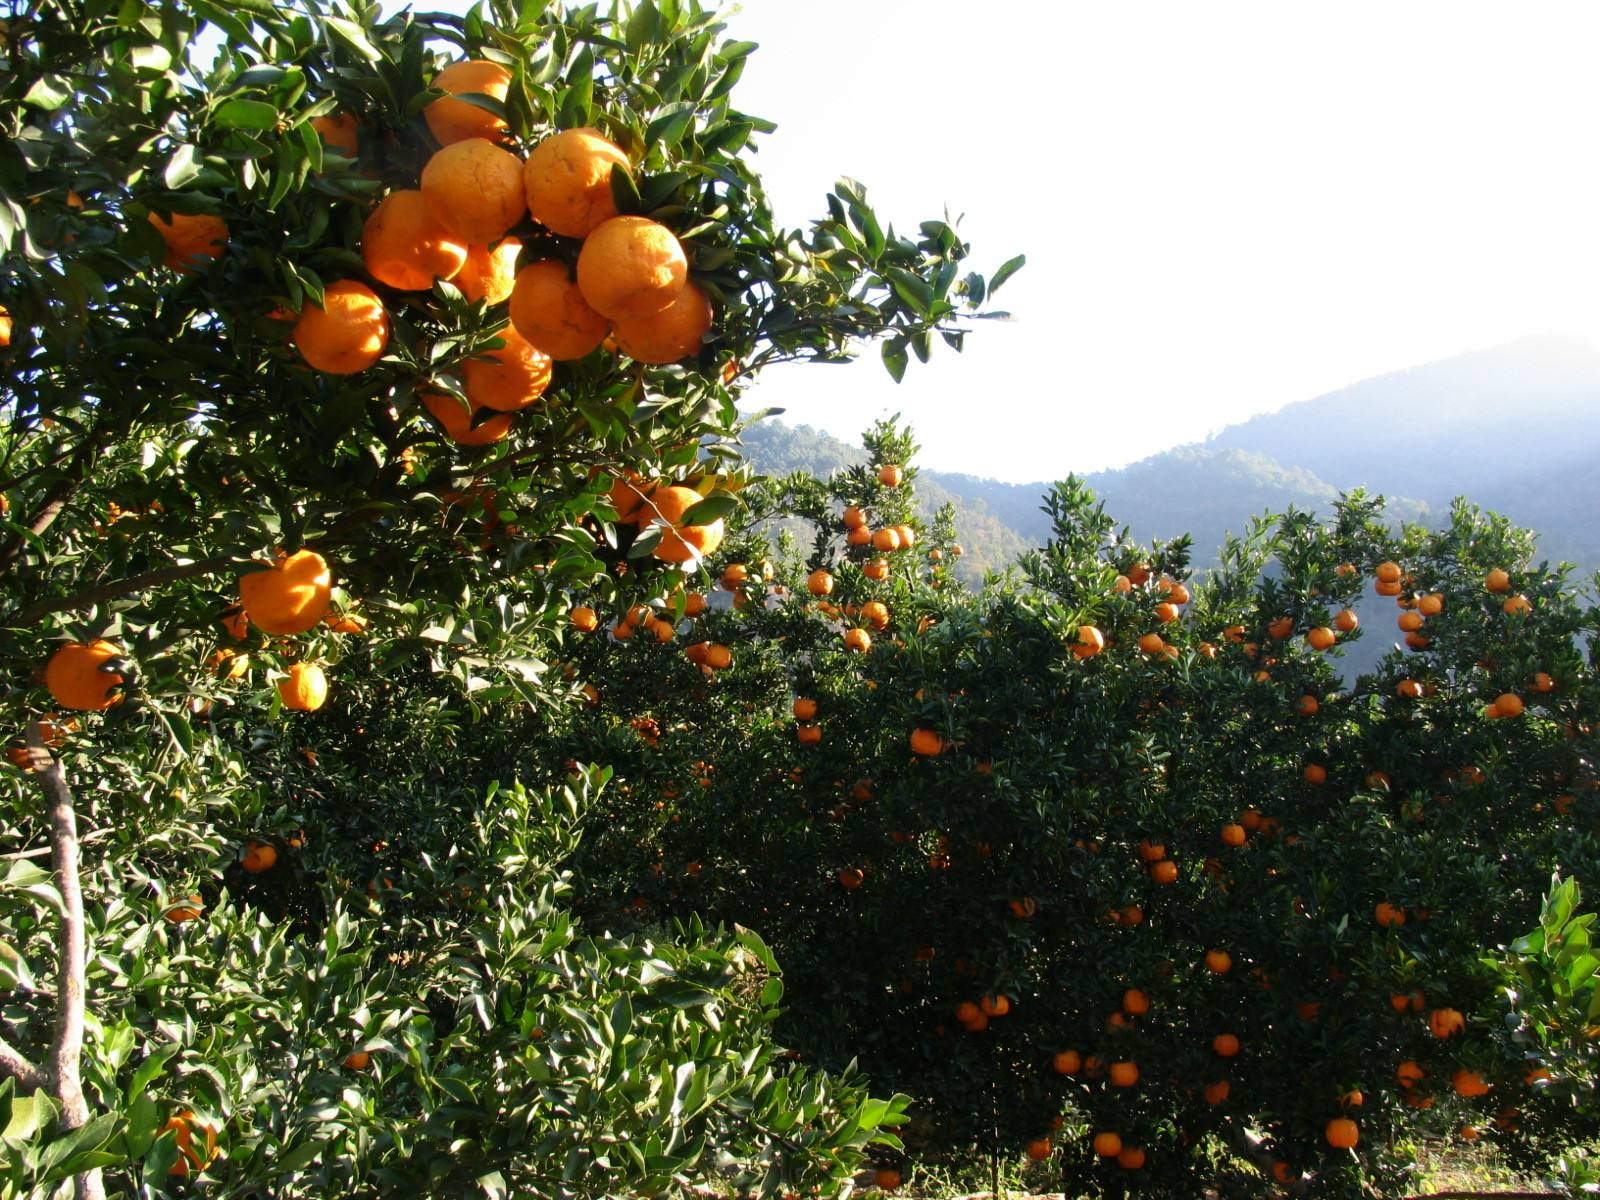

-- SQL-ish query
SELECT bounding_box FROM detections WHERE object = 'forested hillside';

[741,336,1600,583]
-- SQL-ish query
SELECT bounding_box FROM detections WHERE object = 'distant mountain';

[739,336,1600,584]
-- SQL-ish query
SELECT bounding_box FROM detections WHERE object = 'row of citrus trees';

[546,420,1600,1197]
[0,0,1021,1195]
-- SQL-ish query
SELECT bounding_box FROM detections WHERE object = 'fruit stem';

[25,722,105,1200]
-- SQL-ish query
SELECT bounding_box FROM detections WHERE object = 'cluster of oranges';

[145,59,716,453]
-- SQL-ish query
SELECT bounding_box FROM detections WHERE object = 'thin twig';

[25,723,105,1200]
[9,553,241,626]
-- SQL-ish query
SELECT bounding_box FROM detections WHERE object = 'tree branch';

[25,723,105,1200]
[8,553,242,626]
[0,1032,46,1091]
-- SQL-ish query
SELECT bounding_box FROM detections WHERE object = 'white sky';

[716,0,1600,481]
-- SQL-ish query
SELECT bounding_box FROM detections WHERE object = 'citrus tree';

[549,423,1600,1197]
[0,2,1018,1194]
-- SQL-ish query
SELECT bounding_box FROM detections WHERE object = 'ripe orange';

[1072,625,1105,659]
[979,994,1010,1017]
[424,59,513,146]
[1113,574,1132,593]
[1204,949,1232,974]
[909,728,945,756]
[1303,764,1327,785]
[576,216,688,320]
[420,139,526,244]
[420,391,514,446]
[1127,561,1150,585]
[160,1111,219,1177]
[878,463,903,487]
[1213,1033,1240,1057]
[1091,1132,1121,1157]
[1295,694,1320,717]
[844,628,871,652]
[1485,567,1511,593]
[45,640,125,710]
[464,326,552,412]
[1429,1007,1466,1038]
[311,113,360,157]
[1397,1060,1425,1088]
[1154,601,1180,624]
[838,866,864,889]
[1494,692,1523,718]
[1374,902,1406,928]
[1503,593,1532,616]
[1334,608,1359,632]
[241,841,277,873]
[639,484,724,564]
[343,1050,371,1070]
[1109,1061,1139,1087]
[1116,1147,1146,1170]
[1203,1080,1230,1105]
[148,210,228,272]
[1418,593,1444,616]
[1267,615,1293,639]
[239,549,333,634]
[1376,561,1403,584]
[793,697,818,721]
[0,305,10,346]
[1398,610,1424,632]
[871,527,903,553]
[861,600,890,630]
[163,894,204,923]
[509,259,611,360]
[1307,626,1336,650]
[293,280,390,374]
[1149,859,1178,884]
[570,606,599,632]
[453,238,521,304]
[796,724,822,745]
[278,662,328,711]
[719,563,748,590]
[613,280,713,364]
[1052,1049,1082,1075]
[1452,1067,1489,1097]
[1220,823,1246,847]
[1325,1118,1359,1149]
[704,644,732,670]
[843,505,867,528]
[1122,988,1150,1015]
[806,569,834,596]
[873,1167,902,1191]
[846,526,873,547]
[1025,1137,1054,1161]
[361,190,468,291]
[523,127,630,237]
[1532,671,1555,692]
[1136,632,1165,655]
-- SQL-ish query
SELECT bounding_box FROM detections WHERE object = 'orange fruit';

[1484,567,1511,593]
[864,557,890,581]
[1303,764,1327,785]
[1122,988,1150,1015]
[613,280,713,364]
[293,280,389,374]
[639,484,724,564]
[1532,671,1555,692]
[1091,1132,1121,1157]
[1374,901,1406,928]
[1325,1118,1359,1149]
[878,464,903,487]
[45,639,125,710]
[420,391,514,446]
[1307,626,1336,650]
[148,210,227,272]
[1149,859,1178,884]
[576,216,688,320]
[846,526,872,547]
[1137,839,1165,861]
[1495,692,1523,718]
[1114,574,1132,593]
[241,841,277,873]
[1429,1007,1466,1038]
[570,606,599,632]
[1376,561,1403,584]
[1398,610,1424,633]
[454,238,522,304]
[1212,1033,1240,1057]
[1452,1067,1489,1097]
[311,113,360,157]
[1073,625,1105,659]
[163,894,204,923]
[861,600,890,630]
[0,305,10,346]
[909,728,945,756]
[343,1050,371,1070]
[509,259,610,360]
[1109,1061,1139,1087]
[871,527,903,552]
[523,127,630,238]
[424,59,512,146]
[793,697,818,721]
[842,505,867,528]
[160,1111,219,1177]
[806,569,834,596]
[796,724,822,745]
[1203,1080,1230,1105]
[1375,578,1403,596]
[1503,593,1532,616]
[1397,1060,1425,1088]
[1116,1147,1146,1170]
[1204,949,1232,974]
[420,139,526,244]
[464,326,552,412]
[1295,694,1320,717]
[361,190,468,291]
[1220,823,1246,847]
[1334,609,1359,632]
[1155,601,1180,624]
[873,1167,902,1191]
[278,662,328,712]
[1418,593,1444,616]
[1052,1050,1082,1075]
[979,994,1010,1017]
[838,866,864,889]
[1136,632,1165,655]
[239,550,333,634]
[843,628,871,653]
[1025,1137,1054,1161]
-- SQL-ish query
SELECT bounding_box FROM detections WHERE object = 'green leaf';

[214,98,280,129]
[163,145,204,190]
[625,0,660,52]
[325,16,383,63]
[988,252,1026,295]
[646,102,697,149]
[681,494,737,525]
[23,74,74,111]
[881,338,908,384]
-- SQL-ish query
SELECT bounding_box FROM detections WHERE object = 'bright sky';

[715,0,1600,482]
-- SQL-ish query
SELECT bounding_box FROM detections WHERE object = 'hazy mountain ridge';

[738,336,1600,579]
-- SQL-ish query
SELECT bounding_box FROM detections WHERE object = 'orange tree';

[0,2,1019,1194]
[548,425,1600,1197]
